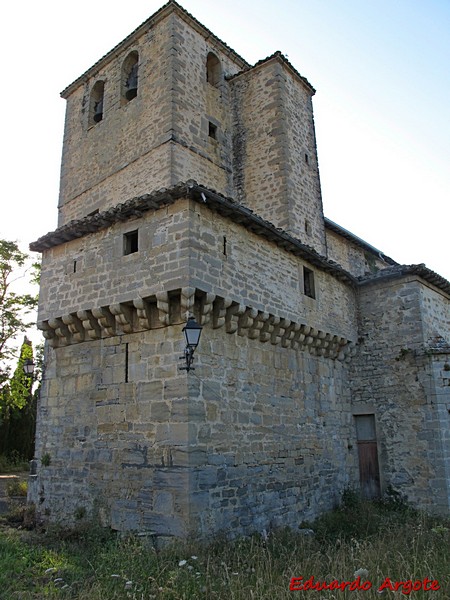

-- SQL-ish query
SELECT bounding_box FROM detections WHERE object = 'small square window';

[208,122,217,140]
[124,230,139,255]
[303,266,315,299]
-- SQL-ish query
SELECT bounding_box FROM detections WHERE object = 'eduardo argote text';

[289,575,441,595]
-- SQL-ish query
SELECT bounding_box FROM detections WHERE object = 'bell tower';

[29,1,360,538]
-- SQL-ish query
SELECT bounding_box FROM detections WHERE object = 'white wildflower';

[45,567,57,575]
[124,580,133,590]
[191,555,198,560]
[187,565,194,571]
[354,568,369,579]
[111,574,121,578]
[178,559,187,567]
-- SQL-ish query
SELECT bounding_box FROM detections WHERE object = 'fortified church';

[29,1,450,538]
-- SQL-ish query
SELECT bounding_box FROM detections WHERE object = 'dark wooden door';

[355,415,381,499]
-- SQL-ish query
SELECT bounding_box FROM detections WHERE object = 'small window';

[206,52,221,87]
[124,230,139,255]
[305,219,311,235]
[303,267,315,299]
[208,121,217,140]
[89,80,105,126]
[304,153,309,164]
[122,51,139,103]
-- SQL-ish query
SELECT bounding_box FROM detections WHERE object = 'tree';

[0,338,38,460]
[0,240,38,392]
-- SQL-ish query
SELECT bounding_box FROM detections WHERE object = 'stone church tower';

[30,1,450,538]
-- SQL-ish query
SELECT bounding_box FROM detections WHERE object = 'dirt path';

[0,472,28,515]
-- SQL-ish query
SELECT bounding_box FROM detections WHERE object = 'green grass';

[0,497,448,599]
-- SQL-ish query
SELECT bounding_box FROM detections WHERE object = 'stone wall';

[325,228,389,278]
[59,16,174,225]
[419,283,450,346]
[37,198,358,347]
[30,300,358,537]
[230,57,326,254]
[58,9,246,227]
[351,275,450,513]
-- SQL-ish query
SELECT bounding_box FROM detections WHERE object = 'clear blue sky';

[1,0,449,280]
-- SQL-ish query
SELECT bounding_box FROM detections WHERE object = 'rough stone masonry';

[29,1,450,540]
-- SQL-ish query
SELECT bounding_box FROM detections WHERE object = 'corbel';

[92,307,116,337]
[133,298,152,330]
[156,291,170,326]
[77,310,102,340]
[225,303,246,334]
[47,317,72,346]
[180,287,196,321]
[200,293,216,325]
[61,313,85,343]
[237,307,258,336]
[212,297,233,329]
[110,303,134,334]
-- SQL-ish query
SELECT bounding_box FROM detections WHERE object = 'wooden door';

[355,414,381,499]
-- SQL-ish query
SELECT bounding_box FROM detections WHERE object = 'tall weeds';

[0,497,448,599]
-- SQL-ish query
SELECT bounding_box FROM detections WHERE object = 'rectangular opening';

[208,121,217,140]
[223,235,227,256]
[125,343,129,383]
[73,260,77,273]
[305,219,311,235]
[123,230,139,255]
[303,266,315,299]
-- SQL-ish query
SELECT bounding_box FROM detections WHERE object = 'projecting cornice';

[38,286,356,362]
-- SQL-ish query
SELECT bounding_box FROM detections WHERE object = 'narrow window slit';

[125,343,129,383]
[303,266,316,299]
[208,122,217,140]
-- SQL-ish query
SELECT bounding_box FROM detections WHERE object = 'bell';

[125,64,138,100]
[93,99,103,123]
[125,86,137,101]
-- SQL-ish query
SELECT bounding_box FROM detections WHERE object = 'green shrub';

[6,479,27,497]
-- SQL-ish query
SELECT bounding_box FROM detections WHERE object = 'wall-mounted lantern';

[179,317,203,372]
[23,359,35,376]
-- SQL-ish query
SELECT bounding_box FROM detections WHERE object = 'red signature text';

[289,576,441,595]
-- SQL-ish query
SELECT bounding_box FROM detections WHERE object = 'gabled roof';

[325,217,397,265]
[227,50,316,95]
[61,0,250,98]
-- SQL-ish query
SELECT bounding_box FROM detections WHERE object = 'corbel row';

[37,287,356,361]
